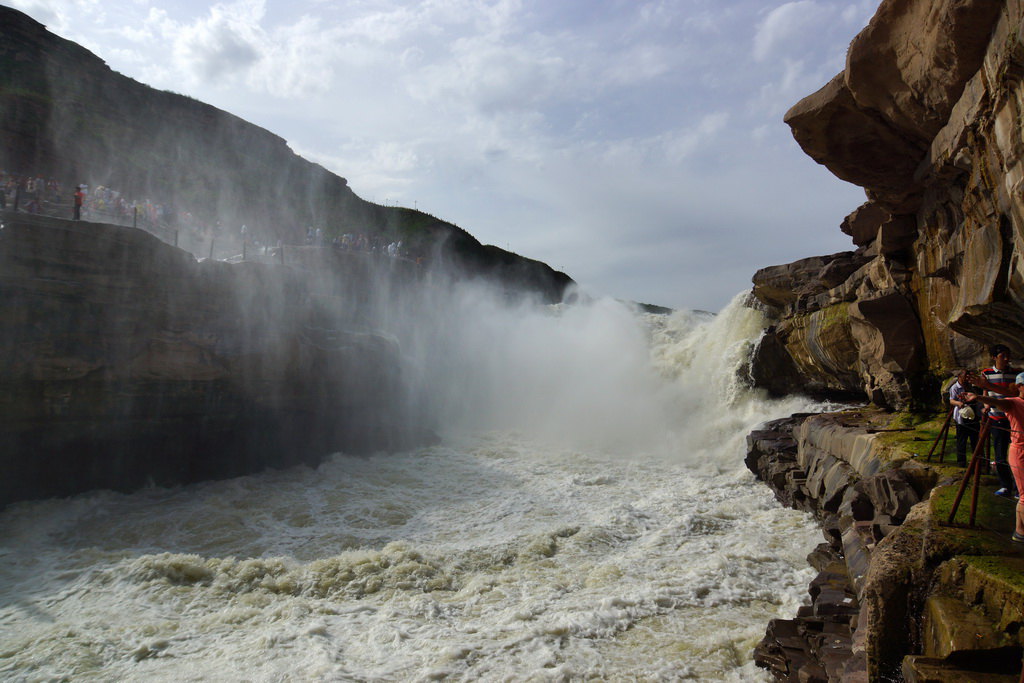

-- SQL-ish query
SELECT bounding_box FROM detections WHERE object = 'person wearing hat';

[966,370,1024,542]
[949,369,981,467]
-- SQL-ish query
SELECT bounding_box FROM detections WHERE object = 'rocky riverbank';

[746,411,1024,681]
[743,3,1024,678]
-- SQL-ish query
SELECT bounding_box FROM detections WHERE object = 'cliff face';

[0,6,572,304]
[744,2,1024,680]
[0,213,433,507]
[751,0,1024,409]
[0,6,577,506]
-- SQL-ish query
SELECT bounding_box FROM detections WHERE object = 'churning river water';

[0,291,827,681]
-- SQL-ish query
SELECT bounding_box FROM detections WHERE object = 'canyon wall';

[0,213,433,507]
[750,0,1024,410]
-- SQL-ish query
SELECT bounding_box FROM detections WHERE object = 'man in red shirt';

[968,370,1024,543]
[73,185,84,220]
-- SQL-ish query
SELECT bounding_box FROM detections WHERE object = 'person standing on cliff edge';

[966,371,1024,543]
[980,344,1019,499]
[72,185,84,221]
[950,369,981,467]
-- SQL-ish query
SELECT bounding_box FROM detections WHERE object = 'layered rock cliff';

[0,212,433,507]
[746,1,1024,680]
[747,412,1024,681]
[750,0,1024,409]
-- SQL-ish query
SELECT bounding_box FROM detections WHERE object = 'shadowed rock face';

[752,0,1024,409]
[0,213,432,507]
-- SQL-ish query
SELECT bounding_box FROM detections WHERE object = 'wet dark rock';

[0,214,435,507]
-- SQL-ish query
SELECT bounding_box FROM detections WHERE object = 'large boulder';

[784,74,926,208]
[784,0,1002,211]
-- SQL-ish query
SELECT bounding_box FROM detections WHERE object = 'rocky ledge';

[747,412,1024,681]
[0,212,434,507]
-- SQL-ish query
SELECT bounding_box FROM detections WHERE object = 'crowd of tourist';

[1,171,175,229]
[2,171,417,265]
[946,344,1024,544]
[0,172,63,212]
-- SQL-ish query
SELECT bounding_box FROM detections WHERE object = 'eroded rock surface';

[747,413,1022,681]
[751,0,1024,409]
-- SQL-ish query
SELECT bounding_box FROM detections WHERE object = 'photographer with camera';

[965,369,1024,543]
[949,369,981,467]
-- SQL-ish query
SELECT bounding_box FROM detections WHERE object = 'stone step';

[902,654,1020,682]
[923,595,1010,658]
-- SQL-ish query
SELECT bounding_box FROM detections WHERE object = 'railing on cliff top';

[5,191,179,243]
[2,189,419,267]
[3,188,254,262]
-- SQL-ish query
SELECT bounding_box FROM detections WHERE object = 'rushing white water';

[0,289,825,681]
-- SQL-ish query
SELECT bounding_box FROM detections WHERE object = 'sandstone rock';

[751,252,867,310]
[748,247,936,407]
[845,0,1002,143]
[848,289,925,409]
[877,214,918,258]
[858,468,922,522]
[841,202,887,247]
[754,304,864,400]
[922,595,1009,659]
[858,503,928,680]
[748,329,803,397]
[768,0,1024,399]
[785,73,927,207]
[902,655,1021,682]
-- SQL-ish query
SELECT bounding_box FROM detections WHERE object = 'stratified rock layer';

[749,1,1024,680]
[747,413,1023,682]
[752,0,1024,409]
[0,213,431,506]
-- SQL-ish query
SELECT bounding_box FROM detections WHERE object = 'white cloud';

[753,1,830,62]
[602,43,674,85]
[8,0,74,31]
[246,16,338,98]
[841,1,882,27]
[665,113,730,164]
[171,0,265,82]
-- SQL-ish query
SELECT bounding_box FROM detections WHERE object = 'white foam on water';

[0,291,825,681]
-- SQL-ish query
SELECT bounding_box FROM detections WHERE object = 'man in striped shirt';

[981,344,1020,499]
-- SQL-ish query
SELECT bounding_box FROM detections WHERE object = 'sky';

[7,0,881,311]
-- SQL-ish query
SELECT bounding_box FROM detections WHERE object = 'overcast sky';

[8,0,880,311]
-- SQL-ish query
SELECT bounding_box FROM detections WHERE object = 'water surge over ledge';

[1,289,827,681]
